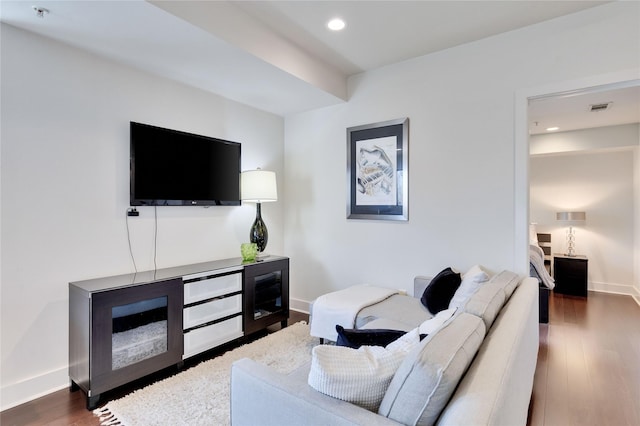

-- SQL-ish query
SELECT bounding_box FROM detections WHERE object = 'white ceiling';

[529,83,640,135]
[1,0,638,130]
[231,1,610,76]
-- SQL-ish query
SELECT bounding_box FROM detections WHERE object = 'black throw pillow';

[420,267,462,315]
[335,325,406,349]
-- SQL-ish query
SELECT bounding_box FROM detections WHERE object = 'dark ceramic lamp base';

[250,202,268,252]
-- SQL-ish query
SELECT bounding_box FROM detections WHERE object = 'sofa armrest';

[231,358,401,426]
[436,277,539,426]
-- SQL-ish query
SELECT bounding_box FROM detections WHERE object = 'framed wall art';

[346,117,409,221]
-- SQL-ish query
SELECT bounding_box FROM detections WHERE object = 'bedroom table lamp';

[556,211,586,257]
[241,169,277,253]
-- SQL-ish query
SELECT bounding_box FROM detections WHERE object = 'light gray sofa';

[231,272,539,426]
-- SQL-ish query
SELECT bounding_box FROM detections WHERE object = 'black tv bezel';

[129,122,241,207]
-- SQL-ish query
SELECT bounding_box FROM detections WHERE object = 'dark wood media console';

[69,255,289,409]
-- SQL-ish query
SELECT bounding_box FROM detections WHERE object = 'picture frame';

[347,117,409,220]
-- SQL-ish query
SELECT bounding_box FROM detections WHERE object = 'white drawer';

[183,294,242,330]
[183,316,243,359]
[183,272,242,305]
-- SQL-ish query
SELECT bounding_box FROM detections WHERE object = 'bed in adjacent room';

[529,225,554,289]
[530,225,554,323]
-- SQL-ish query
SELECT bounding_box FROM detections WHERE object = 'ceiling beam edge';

[148,0,348,102]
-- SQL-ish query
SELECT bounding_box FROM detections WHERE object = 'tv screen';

[130,122,241,206]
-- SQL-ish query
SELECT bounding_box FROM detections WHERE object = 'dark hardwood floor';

[0,311,308,426]
[528,291,640,426]
[3,294,639,426]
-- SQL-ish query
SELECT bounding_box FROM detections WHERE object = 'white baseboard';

[589,281,640,307]
[1,367,69,411]
[290,297,311,314]
[589,280,640,297]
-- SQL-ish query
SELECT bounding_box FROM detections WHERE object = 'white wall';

[530,150,637,295]
[635,146,640,302]
[284,2,640,309]
[0,24,285,409]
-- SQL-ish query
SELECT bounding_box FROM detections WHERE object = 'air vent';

[589,102,612,112]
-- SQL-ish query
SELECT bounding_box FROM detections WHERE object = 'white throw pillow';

[419,307,457,335]
[308,328,420,411]
[448,265,490,309]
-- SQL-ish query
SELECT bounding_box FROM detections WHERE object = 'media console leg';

[281,319,288,329]
[87,393,100,411]
[69,380,80,392]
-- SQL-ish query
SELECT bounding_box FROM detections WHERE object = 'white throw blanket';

[310,285,399,341]
[530,244,555,289]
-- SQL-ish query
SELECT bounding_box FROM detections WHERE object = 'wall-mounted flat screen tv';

[130,122,241,206]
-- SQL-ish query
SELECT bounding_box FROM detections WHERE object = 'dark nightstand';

[553,254,588,297]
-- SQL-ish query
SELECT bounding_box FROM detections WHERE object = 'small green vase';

[241,243,258,262]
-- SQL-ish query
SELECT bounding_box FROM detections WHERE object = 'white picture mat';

[355,136,398,206]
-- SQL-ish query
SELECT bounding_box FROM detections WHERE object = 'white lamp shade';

[241,170,277,202]
[556,211,586,222]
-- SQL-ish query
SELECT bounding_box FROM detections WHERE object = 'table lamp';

[241,169,277,253]
[556,211,586,257]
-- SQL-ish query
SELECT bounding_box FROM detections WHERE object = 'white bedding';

[530,244,555,289]
[310,285,399,341]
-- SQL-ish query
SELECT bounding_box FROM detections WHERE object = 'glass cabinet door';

[243,258,289,335]
[90,278,183,394]
[111,296,169,370]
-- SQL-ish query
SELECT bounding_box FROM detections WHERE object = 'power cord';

[125,208,138,273]
[153,206,158,272]
[125,206,158,275]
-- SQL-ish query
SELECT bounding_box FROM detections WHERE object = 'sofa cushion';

[490,270,521,299]
[461,271,521,330]
[336,325,406,349]
[356,294,431,330]
[420,267,461,315]
[361,318,415,332]
[378,313,486,426]
[462,281,506,330]
[448,265,490,309]
[308,328,421,411]
[418,307,457,335]
[361,307,457,338]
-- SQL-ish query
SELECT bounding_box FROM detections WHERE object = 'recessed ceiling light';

[546,127,559,132]
[327,18,345,31]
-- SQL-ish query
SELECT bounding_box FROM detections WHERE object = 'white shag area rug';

[95,321,316,426]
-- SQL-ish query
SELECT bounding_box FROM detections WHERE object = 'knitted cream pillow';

[308,328,420,411]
